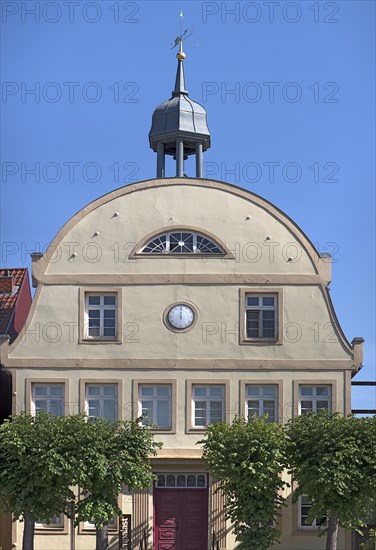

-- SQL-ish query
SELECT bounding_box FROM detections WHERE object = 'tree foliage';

[0,413,161,550]
[199,417,287,550]
[0,413,86,550]
[0,413,81,522]
[73,416,161,528]
[285,411,376,550]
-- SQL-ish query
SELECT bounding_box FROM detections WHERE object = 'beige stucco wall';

[8,283,351,361]
[4,178,356,550]
[44,182,317,276]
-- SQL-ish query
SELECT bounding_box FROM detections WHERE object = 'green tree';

[73,417,161,550]
[199,417,287,550]
[0,413,84,550]
[285,411,376,550]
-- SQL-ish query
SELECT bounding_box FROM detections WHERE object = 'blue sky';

[1,1,375,411]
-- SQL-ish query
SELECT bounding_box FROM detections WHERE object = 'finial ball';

[176,51,186,60]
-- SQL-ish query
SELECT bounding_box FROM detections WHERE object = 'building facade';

[0,41,363,550]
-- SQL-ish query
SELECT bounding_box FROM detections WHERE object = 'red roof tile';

[0,269,28,337]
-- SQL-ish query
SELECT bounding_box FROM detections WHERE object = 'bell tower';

[149,36,211,178]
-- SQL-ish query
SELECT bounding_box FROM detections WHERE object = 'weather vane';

[171,10,193,52]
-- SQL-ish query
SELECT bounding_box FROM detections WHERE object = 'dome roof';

[149,51,211,156]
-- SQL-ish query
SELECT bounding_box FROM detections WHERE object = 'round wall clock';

[164,303,197,332]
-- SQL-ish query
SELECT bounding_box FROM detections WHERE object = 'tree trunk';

[326,514,339,550]
[96,522,109,550]
[22,510,35,550]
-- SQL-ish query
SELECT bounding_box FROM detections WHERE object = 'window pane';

[194,387,207,397]
[167,475,175,487]
[87,386,101,396]
[156,386,170,397]
[263,296,275,306]
[103,386,116,396]
[247,386,260,396]
[301,401,313,414]
[141,401,153,424]
[156,400,170,427]
[263,310,275,320]
[210,387,223,398]
[89,310,100,319]
[141,386,154,397]
[197,475,206,487]
[49,400,63,417]
[104,310,115,319]
[88,296,100,305]
[316,387,329,396]
[263,401,276,422]
[177,475,186,487]
[103,296,116,305]
[247,296,259,306]
[34,386,47,396]
[248,400,260,418]
[262,386,276,396]
[187,475,196,487]
[35,400,47,412]
[103,399,116,421]
[210,401,223,423]
[300,387,313,396]
[103,327,116,337]
[157,475,165,487]
[317,401,329,411]
[88,400,100,417]
[50,386,63,397]
[194,401,207,426]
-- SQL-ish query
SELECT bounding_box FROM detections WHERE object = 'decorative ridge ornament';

[149,13,210,179]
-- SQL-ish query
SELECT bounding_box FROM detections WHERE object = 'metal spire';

[173,38,187,96]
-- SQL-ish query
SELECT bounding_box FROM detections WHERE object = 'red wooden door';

[154,488,208,550]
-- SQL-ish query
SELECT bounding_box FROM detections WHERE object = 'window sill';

[35,527,67,535]
[150,427,176,434]
[240,338,281,346]
[79,338,122,345]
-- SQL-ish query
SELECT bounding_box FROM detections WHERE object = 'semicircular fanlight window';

[140,231,224,255]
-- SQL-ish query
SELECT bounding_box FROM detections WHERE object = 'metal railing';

[139,528,148,550]
[212,529,220,550]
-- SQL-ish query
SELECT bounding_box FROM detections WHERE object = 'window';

[298,496,326,529]
[85,294,117,339]
[156,473,207,488]
[245,294,277,340]
[192,385,224,427]
[32,384,64,416]
[140,231,224,255]
[85,384,117,421]
[139,385,171,428]
[35,515,64,530]
[83,517,116,531]
[299,385,331,415]
[246,385,277,422]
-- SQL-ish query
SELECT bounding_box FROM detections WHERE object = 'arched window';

[140,231,225,255]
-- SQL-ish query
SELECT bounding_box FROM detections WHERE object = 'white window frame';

[245,385,278,422]
[35,514,64,530]
[31,383,64,416]
[85,293,117,340]
[138,384,172,429]
[192,385,225,428]
[85,384,118,421]
[298,495,327,530]
[245,294,277,340]
[299,385,331,415]
[140,231,224,255]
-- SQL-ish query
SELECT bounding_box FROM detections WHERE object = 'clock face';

[167,304,195,330]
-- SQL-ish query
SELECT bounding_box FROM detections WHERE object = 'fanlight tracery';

[140,231,224,255]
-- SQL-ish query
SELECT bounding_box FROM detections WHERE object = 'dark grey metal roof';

[149,54,211,156]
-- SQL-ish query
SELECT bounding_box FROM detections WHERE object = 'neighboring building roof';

[0,268,31,341]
